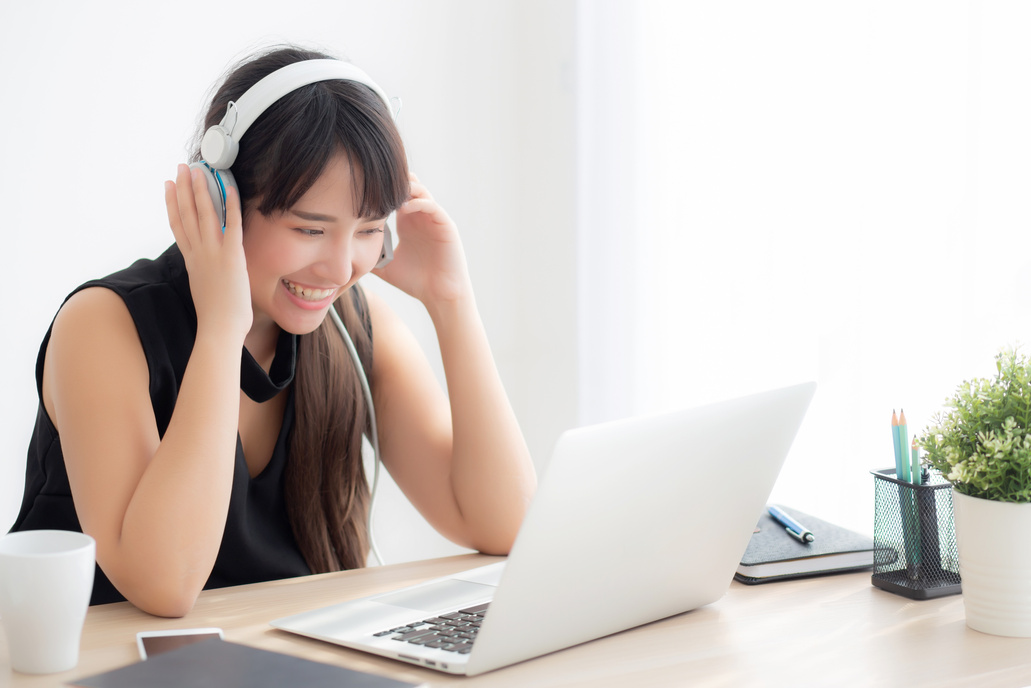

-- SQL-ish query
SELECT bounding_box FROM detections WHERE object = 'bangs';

[233,80,409,220]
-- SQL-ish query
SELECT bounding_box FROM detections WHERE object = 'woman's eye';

[295,228,323,237]
[361,226,385,236]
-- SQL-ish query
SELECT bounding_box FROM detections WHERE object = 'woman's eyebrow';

[289,209,387,223]
[290,209,338,222]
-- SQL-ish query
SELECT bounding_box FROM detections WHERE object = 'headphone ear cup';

[188,162,238,230]
[200,125,240,170]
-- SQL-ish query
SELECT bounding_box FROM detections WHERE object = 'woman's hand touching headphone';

[164,164,252,341]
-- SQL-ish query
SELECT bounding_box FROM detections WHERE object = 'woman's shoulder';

[59,282,131,319]
[360,285,425,373]
[77,245,188,302]
[44,285,148,428]
[360,285,402,342]
[51,287,141,360]
[51,246,186,340]
[42,246,196,436]
[359,285,393,321]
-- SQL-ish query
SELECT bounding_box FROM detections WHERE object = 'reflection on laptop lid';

[272,382,817,676]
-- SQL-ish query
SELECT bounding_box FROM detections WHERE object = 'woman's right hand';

[164,164,252,340]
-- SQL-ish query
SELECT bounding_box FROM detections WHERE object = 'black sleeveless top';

[11,244,367,605]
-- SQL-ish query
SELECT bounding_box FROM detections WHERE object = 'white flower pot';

[953,489,1031,637]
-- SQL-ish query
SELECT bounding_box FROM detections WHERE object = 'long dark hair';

[195,46,410,572]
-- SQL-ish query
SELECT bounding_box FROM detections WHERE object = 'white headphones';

[190,58,395,268]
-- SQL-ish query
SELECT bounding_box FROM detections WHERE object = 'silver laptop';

[271,382,816,676]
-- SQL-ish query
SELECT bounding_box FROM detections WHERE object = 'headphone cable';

[329,305,384,567]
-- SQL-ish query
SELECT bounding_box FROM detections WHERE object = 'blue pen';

[768,505,815,543]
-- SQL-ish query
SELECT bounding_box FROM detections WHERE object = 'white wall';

[580,0,1031,538]
[0,0,578,564]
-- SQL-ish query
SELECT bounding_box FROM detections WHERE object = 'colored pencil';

[891,410,903,480]
[911,438,921,485]
[898,410,911,483]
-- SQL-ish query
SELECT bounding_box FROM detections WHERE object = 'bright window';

[579,1,1031,531]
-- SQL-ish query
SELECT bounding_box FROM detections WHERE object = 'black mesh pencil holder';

[871,468,962,600]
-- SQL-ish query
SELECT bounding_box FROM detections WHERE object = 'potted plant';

[920,347,1031,637]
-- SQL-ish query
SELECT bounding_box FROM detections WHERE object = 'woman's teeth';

[283,280,334,301]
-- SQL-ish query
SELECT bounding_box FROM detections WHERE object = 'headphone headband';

[200,59,393,170]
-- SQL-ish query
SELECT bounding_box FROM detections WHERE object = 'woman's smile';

[282,278,336,302]
[281,278,338,310]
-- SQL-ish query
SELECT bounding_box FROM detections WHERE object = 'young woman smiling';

[9,45,536,617]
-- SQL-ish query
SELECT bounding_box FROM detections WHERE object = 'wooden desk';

[3,553,1031,687]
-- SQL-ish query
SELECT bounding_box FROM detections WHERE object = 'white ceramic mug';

[0,530,95,674]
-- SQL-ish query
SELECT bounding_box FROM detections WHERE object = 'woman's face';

[242,151,388,336]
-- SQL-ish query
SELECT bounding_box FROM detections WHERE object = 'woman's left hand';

[373,174,473,306]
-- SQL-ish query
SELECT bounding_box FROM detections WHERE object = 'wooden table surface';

[3,553,1031,687]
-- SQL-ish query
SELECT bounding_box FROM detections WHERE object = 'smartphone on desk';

[136,628,224,659]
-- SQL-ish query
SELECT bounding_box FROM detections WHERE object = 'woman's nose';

[318,238,354,285]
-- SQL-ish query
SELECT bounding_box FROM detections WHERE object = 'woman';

[10,46,536,617]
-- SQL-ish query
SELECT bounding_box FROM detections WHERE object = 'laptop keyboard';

[373,602,491,655]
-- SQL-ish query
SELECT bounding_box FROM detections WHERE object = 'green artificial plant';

[920,348,1031,503]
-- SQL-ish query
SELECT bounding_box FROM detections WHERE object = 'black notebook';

[735,505,874,584]
[69,638,426,688]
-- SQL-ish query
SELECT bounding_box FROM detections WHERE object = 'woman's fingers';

[174,165,201,238]
[190,166,222,240]
[399,196,450,225]
[167,163,235,251]
[408,179,431,202]
[222,184,243,245]
[164,180,190,252]
[164,164,252,337]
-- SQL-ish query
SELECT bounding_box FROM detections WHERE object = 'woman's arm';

[45,290,242,617]
[368,177,537,553]
[44,165,251,617]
